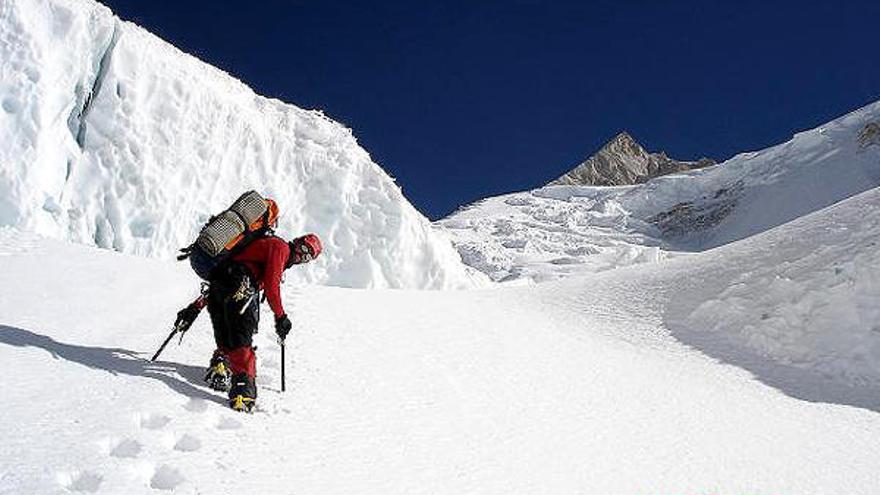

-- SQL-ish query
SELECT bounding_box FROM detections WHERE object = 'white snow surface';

[3,0,880,492]
[440,100,880,282]
[0,0,482,289]
[2,186,880,493]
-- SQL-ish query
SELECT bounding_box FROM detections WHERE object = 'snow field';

[1,0,880,492]
[0,0,482,290]
[3,197,880,493]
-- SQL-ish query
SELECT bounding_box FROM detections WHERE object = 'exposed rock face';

[858,122,880,148]
[549,131,715,186]
[647,180,745,238]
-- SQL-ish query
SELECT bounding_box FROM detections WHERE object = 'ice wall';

[0,0,482,289]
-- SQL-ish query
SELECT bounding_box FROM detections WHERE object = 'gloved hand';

[275,314,292,341]
[174,303,201,332]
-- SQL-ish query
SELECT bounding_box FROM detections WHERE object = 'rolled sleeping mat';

[230,190,269,226]
[197,210,246,257]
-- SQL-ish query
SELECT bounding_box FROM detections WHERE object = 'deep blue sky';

[102,0,880,219]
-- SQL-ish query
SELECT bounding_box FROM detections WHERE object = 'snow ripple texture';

[0,0,482,289]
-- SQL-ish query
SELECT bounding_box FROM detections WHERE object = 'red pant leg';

[219,346,256,379]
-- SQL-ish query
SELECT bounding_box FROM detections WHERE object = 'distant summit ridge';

[549,131,715,186]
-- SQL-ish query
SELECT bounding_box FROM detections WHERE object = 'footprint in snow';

[173,434,202,452]
[109,438,143,459]
[149,464,186,491]
[139,413,171,430]
[59,470,103,493]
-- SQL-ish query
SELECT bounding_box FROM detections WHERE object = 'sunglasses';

[295,242,314,262]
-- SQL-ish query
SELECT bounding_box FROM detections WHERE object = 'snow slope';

[3,1,879,492]
[440,99,880,282]
[2,187,880,493]
[0,0,480,289]
[664,188,880,401]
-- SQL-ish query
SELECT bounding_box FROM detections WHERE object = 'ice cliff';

[0,0,482,289]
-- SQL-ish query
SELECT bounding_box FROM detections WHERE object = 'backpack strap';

[177,244,195,261]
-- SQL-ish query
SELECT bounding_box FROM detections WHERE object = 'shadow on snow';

[668,324,880,413]
[0,324,221,404]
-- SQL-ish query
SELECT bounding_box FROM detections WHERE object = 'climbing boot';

[204,354,232,392]
[229,373,257,413]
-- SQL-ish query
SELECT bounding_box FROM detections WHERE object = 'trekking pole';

[280,339,286,392]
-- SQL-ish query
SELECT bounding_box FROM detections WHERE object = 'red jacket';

[231,237,290,319]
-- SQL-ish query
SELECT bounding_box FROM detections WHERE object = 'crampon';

[204,355,232,392]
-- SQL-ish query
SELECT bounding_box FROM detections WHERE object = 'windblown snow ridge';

[0,0,482,289]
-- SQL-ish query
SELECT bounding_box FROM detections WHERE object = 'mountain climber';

[174,233,323,412]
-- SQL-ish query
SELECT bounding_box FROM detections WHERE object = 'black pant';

[207,263,260,350]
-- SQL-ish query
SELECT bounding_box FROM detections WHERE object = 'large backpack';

[178,191,280,280]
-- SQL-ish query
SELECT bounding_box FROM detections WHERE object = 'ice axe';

[150,320,188,362]
[151,296,206,362]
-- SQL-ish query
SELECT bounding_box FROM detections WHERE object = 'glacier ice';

[0,0,482,289]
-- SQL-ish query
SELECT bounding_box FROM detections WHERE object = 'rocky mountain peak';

[603,131,643,155]
[610,130,636,144]
[549,132,714,187]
